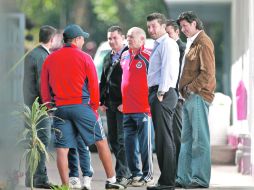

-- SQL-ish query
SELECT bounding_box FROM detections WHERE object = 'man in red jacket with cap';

[40,24,125,190]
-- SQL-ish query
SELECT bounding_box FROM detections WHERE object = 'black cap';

[63,24,89,40]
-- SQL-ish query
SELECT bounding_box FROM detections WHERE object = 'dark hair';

[177,11,204,30]
[39,25,57,43]
[107,26,124,35]
[166,19,179,31]
[63,38,73,44]
[146,12,167,25]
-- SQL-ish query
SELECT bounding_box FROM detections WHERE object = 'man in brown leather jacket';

[176,11,216,189]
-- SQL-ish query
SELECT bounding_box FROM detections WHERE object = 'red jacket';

[121,46,151,113]
[40,44,99,110]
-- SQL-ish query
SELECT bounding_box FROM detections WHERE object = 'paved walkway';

[18,153,254,190]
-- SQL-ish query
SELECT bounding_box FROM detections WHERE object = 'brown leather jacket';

[179,31,216,103]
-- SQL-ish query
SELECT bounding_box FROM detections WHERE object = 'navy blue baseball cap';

[63,24,90,40]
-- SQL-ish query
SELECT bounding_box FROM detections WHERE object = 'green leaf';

[50,184,69,190]
[15,97,57,189]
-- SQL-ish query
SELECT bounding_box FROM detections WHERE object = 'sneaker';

[105,181,126,189]
[82,176,92,190]
[116,177,130,187]
[69,177,81,189]
[127,176,142,186]
[132,177,155,187]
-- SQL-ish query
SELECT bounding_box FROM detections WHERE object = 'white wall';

[248,0,254,167]
[231,0,254,166]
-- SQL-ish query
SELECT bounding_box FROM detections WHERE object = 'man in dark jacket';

[166,19,186,170]
[166,19,186,65]
[99,26,130,186]
[23,25,57,189]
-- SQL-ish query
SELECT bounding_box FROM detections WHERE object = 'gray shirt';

[148,33,180,92]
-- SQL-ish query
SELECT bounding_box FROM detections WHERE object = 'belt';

[149,85,159,93]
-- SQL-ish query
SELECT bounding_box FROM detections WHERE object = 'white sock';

[107,176,116,183]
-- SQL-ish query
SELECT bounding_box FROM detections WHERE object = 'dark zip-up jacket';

[99,46,128,107]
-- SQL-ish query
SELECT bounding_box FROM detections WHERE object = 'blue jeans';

[68,135,93,177]
[25,117,51,186]
[123,113,153,180]
[177,94,211,187]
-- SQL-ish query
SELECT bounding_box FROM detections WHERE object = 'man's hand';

[99,105,108,112]
[117,104,123,112]
[157,91,164,102]
[183,85,194,98]
[157,94,163,102]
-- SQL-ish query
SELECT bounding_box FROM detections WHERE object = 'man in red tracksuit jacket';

[40,24,125,190]
[119,27,154,187]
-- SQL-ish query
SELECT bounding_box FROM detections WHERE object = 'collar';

[64,43,78,48]
[187,30,202,44]
[40,44,50,54]
[129,45,144,57]
[155,33,168,44]
[111,46,125,56]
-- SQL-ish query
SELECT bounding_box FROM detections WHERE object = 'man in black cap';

[40,24,125,189]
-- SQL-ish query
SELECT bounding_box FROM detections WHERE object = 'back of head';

[63,24,90,43]
[107,25,124,35]
[177,11,204,30]
[166,19,179,31]
[39,25,57,43]
[146,12,166,25]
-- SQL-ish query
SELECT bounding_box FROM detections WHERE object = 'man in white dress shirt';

[146,13,180,190]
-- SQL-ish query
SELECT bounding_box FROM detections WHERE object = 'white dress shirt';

[148,33,180,92]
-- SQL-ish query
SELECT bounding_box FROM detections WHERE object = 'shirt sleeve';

[40,58,52,109]
[23,55,38,107]
[85,56,100,111]
[158,39,180,92]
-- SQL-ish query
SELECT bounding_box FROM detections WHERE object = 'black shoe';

[185,181,208,189]
[105,181,126,189]
[147,184,174,190]
[29,182,58,189]
[175,181,184,188]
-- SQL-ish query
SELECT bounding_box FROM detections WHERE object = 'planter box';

[211,145,236,165]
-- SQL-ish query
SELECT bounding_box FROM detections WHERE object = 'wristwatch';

[157,91,165,97]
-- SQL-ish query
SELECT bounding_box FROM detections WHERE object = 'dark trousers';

[68,135,93,177]
[25,117,51,186]
[173,99,183,169]
[106,106,130,178]
[149,87,178,187]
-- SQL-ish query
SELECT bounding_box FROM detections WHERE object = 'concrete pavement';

[18,152,254,190]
